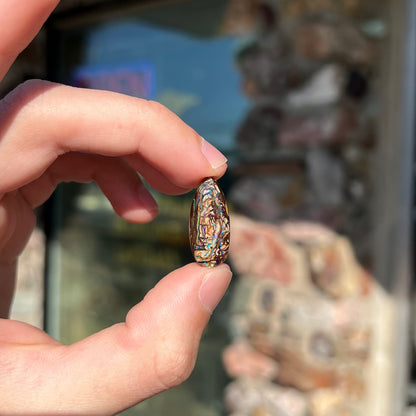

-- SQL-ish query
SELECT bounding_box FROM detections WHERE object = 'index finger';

[0,80,228,195]
[0,0,59,80]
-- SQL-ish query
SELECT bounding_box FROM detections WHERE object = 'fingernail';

[201,137,228,170]
[199,264,232,313]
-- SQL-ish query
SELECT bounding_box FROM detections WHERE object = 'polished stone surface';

[190,178,230,267]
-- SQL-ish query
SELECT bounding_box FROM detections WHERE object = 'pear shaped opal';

[189,178,230,267]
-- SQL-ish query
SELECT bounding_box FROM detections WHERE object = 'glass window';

[46,0,413,415]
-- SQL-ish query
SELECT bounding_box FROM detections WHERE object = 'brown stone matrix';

[189,178,230,267]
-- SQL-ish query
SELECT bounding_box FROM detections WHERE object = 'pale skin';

[0,1,232,414]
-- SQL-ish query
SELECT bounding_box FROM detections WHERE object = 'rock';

[307,236,372,298]
[284,65,345,109]
[251,337,338,391]
[229,215,308,286]
[235,39,291,99]
[236,104,282,161]
[309,388,362,416]
[278,221,336,244]
[281,0,363,19]
[225,217,380,414]
[294,19,376,65]
[189,178,230,267]
[229,175,303,222]
[306,148,345,207]
[224,378,307,416]
[220,0,260,36]
[222,340,280,380]
[279,103,362,146]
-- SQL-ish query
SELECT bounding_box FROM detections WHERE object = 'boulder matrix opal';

[189,178,230,267]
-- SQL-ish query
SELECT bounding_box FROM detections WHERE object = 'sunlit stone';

[189,178,230,267]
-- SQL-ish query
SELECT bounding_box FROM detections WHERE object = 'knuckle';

[2,79,47,105]
[145,99,168,113]
[152,337,196,390]
[0,79,55,123]
[142,99,178,122]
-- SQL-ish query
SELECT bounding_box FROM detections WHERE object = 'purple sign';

[71,61,156,99]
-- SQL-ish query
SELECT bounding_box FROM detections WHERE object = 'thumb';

[2,263,232,415]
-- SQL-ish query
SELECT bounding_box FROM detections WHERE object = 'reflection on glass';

[51,0,395,415]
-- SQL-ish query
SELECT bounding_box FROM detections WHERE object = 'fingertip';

[125,262,232,331]
[120,206,159,223]
[198,263,232,313]
[200,137,228,172]
[119,184,159,223]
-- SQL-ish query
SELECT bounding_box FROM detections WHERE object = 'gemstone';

[189,178,230,267]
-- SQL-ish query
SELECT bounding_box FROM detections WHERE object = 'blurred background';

[5,0,416,415]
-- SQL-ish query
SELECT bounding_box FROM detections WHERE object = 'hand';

[0,1,232,414]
